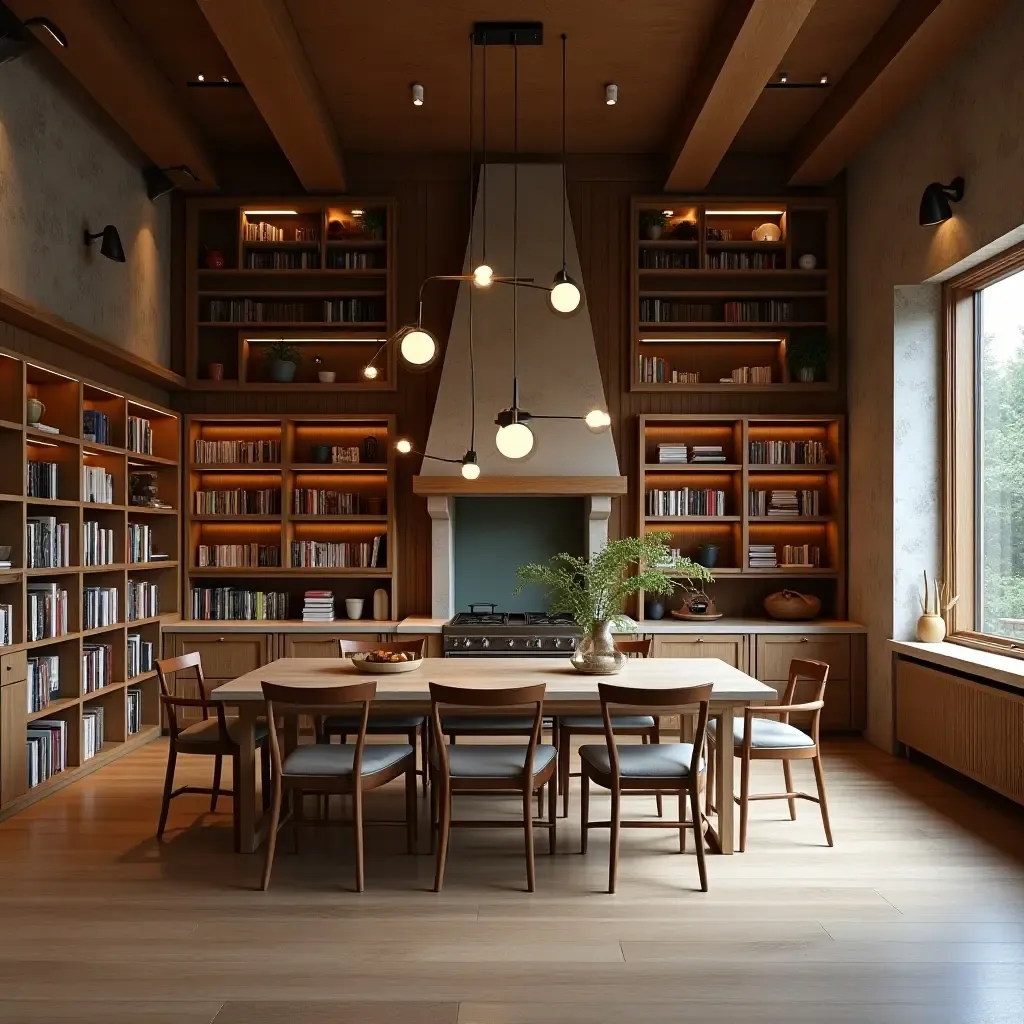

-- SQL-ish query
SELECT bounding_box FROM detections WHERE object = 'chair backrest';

[597,682,714,781]
[614,638,652,658]
[429,682,546,783]
[780,658,829,736]
[339,638,426,658]
[156,652,210,737]
[261,680,378,779]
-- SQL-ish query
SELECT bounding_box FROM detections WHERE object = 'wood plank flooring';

[0,738,1023,1023]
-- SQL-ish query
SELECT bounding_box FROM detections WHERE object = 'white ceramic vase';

[345,598,365,620]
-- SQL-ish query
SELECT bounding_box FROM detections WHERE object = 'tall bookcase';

[638,414,845,619]
[184,196,397,390]
[630,197,839,392]
[0,347,180,817]
[185,413,398,621]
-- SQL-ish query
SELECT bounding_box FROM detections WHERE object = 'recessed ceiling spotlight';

[197,74,205,82]
[605,83,618,105]
[412,83,424,106]
[222,75,229,83]
[819,74,828,85]
[779,72,788,84]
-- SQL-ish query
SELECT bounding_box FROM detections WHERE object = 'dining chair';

[155,652,271,843]
[260,679,418,892]
[706,658,832,852]
[556,637,661,818]
[429,681,557,893]
[580,682,714,893]
[319,638,429,795]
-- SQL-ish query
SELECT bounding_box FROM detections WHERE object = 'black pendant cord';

[512,38,519,421]
[481,40,487,266]
[560,33,567,273]
[467,33,477,454]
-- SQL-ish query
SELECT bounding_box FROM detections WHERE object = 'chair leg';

[580,770,590,855]
[690,786,708,893]
[419,722,429,798]
[679,788,687,853]
[608,785,621,894]
[548,773,557,854]
[651,723,664,818]
[260,742,271,813]
[523,785,536,893]
[429,766,438,856]
[739,748,751,854]
[290,790,301,854]
[783,760,797,820]
[537,784,545,819]
[812,754,834,847]
[210,754,223,813]
[260,769,283,891]
[433,779,452,892]
[706,741,716,815]
[352,782,365,892]
[559,726,571,818]
[405,759,417,855]
[156,745,176,840]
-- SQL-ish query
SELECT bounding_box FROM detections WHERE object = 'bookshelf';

[630,198,839,392]
[185,413,397,622]
[0,346,180,818]
[637,414,845,618]
[185,197,397,390]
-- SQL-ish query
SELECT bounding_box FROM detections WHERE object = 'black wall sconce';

[84,225,125,263]
[919,177,964,226]
[143,164,199,201]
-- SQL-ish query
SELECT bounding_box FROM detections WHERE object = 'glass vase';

[571,619,626,675]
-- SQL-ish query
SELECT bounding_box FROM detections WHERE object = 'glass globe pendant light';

[549,34,582,317]
[398,324,437,367]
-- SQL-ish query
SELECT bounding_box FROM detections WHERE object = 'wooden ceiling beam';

[6,0,217,188]
[197,0,346,192]
[664,0,817,192]
[788,0,1010,185]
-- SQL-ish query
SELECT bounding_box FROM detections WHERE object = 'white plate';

[350,657,423,674]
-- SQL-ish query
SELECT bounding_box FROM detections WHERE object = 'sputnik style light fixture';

[549,34,581,317]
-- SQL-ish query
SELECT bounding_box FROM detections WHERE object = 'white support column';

[427,495,455,620]
[586,496,612,557]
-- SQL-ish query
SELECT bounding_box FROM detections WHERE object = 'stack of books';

[82,706,105,761]
[656,443,688,464]
[27,655,59,712]
[748,490,821,517]
[748,544,778,569]
[302,590,335,622]
[690,445,727,464]
[127,688,143,734]
[26,718,67,787]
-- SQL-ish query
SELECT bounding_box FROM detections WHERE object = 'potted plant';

[788,336,828,383]
[639,210,668,241]
[265,339,300,383]
[515,532,714,675]
[360,209,387,241]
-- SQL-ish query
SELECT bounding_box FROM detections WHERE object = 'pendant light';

[472,40,493,289]
[549,34,582,316]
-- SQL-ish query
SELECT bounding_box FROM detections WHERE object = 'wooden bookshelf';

[630,198,839,392]
[637,414,845,618]
[185,413,398,623]
[185,197,397,390]
[0,346,180,820]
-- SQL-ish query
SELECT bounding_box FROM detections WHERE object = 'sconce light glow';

[412,83,424,106]
[605,83,618,106]
[495,421,534,460]
[395,439,413,454]
[473,264,494,288]
[549,269,582,314]
[585,409,612,432]
[461,451,481,480]
[399,326,437,367]
[362,364,378,379]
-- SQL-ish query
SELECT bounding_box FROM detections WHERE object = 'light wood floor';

[1,738,1023,1023]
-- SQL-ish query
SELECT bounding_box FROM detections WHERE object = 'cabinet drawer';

[652,634,746,669]
[284,634,379,659]
[172,634,270,679]
[0,651,27,686]
[756,634,850,680]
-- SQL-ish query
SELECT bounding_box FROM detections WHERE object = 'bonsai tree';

[360,209,387,240]
[265,339,300,367]
[788,335,828,382]
[515,531,713,633]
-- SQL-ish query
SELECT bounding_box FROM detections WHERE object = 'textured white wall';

[0,52,171,366]
[848,0,1024,749]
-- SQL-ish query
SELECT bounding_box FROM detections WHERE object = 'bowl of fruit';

[350,649,423,674]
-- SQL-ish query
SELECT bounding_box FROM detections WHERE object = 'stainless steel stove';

[443,604,581,657]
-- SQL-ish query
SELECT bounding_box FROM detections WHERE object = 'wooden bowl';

[349,657,423,674]
[764,590,821,621]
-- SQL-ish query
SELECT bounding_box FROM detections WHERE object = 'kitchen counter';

[162,620,403,634]
[635,618,866,634]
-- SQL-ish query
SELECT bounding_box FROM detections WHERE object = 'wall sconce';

[84,225,125,263]
[143,164,198,201]
[0,9,66,64]
[919,177,964,226]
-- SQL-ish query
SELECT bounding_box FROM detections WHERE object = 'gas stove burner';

[450,612,509,626]
[526,612,576,626]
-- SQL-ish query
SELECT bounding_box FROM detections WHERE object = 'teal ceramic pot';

[646,599,665,620]
[268,359,297,383]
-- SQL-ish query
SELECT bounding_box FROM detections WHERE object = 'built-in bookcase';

[0,346,180,819]
[184,413,397,621]
[637,414,845,618]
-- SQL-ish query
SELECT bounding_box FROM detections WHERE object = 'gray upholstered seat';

[440,715,537,734]
[708,717,814,749]
[323,712,426,732]
[580,742,700,778]
[560,715,656,730]
[432,743,557,778]
[282,743,413,777]
[178,717,269,749]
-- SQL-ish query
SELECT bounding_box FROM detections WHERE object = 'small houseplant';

[639,210,668,241]
[360,209,387,241]
[265,339,300,383]
[788,336,828,383]
[515,532,714,675]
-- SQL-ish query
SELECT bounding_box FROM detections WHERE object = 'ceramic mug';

[345,598,365,620]
[311,445,332,464]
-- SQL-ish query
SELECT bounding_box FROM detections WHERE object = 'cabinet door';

[169,634,271,723]
[0,677,28,807]
[755,634,852,731]
[284,634,379,658]
[652,634,747,669]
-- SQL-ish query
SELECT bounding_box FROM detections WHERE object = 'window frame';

[943,239,1024,655]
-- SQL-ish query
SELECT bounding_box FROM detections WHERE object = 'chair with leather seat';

[429,681,556,893]
[319,639,428,796]
[155,652,271,844]
[260,679,418,892]
[556,638,661,818]
[580,681,714,893]
[706,658,832,852]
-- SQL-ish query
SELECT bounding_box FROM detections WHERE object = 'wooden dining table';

[211,656,777,856]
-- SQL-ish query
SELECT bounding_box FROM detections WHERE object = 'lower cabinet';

[284,634,378,658]
[0,676,28,807]
[169,633,273,723]
[651,634,748,672]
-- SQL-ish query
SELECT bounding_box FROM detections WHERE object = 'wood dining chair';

[155,652,271,843]
[580,682,714,893]
[706,658,833,852]
[319,638,429,795]
[260,679,418,892]
[429,682,557,893]
[556,637,662,818]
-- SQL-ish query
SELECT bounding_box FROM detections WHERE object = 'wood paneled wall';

[172,155,845,616]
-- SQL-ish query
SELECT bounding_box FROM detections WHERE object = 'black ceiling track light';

[472,21,543,46]
[143,164,199,201]
[765,72,829,89]
[0,2,66,65]
[919,176,965,226]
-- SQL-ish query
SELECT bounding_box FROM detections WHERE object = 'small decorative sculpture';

[917,570,958,642]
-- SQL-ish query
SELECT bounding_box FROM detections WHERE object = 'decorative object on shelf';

[788,335,828,384]
[327,218,345,240]
[695,543,719,569]
[752,222,782,242]
[372,588,389,621]
[318,370,336,383]
[916,570,957,642]
[671,219,699,241]
[645,597,665,620]
[265,339,299,383]
[204,249,225,270]
[345,597,365,620]
[798,253,818,270]
[364,496,385,515]
[311,444,332,464]
[359,209,386,241]
[764,590,821,621]
[129,471,159,507]
[515,532,714,675]
[208,362,224,381]
[26,397,44,425]
[84,224,125,262]
[362,435,379,463]
[640,210,667,241]
[919,177,965,226]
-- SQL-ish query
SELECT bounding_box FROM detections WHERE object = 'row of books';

[82,706,105,761]
[84,521,116,566]
[290,536,385,569]
[83,586,118,629]
[639,299,713,323]
[302,590,335,622]
[196,544,281,568]
[748,440,829,465]
[645,489,729,517]
[723,300,794,323]
[28,583,68,641]
[27,516,71,568]
[720,366,772,384]
[293,490,377,515]
[193,439,281,464]
[243,220,318,242]
[638,250,696,269]
[127,687,143,734]
[27,655,59,713]
[83,643,113,692]
[319,445,363,463]
[0,603,12,646]
[128,580,160,621]
[704,252,783,270]
[245,250,317,269]
[127,415,154,455]
[190,588,289,621]
[194,489,281,515]
[747,543,823,568]
[205,299,383,324]
[27,460,58,499]
[83,410,110,445]
[327,250,383,269]
[748,489,823,517]
[637,356,700,384]
[27,719,66,788]
[84,466,115,504]
[128,522,153,563]
[323,298,384,323]
[656,443,689,464]
[127,632,155,679]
